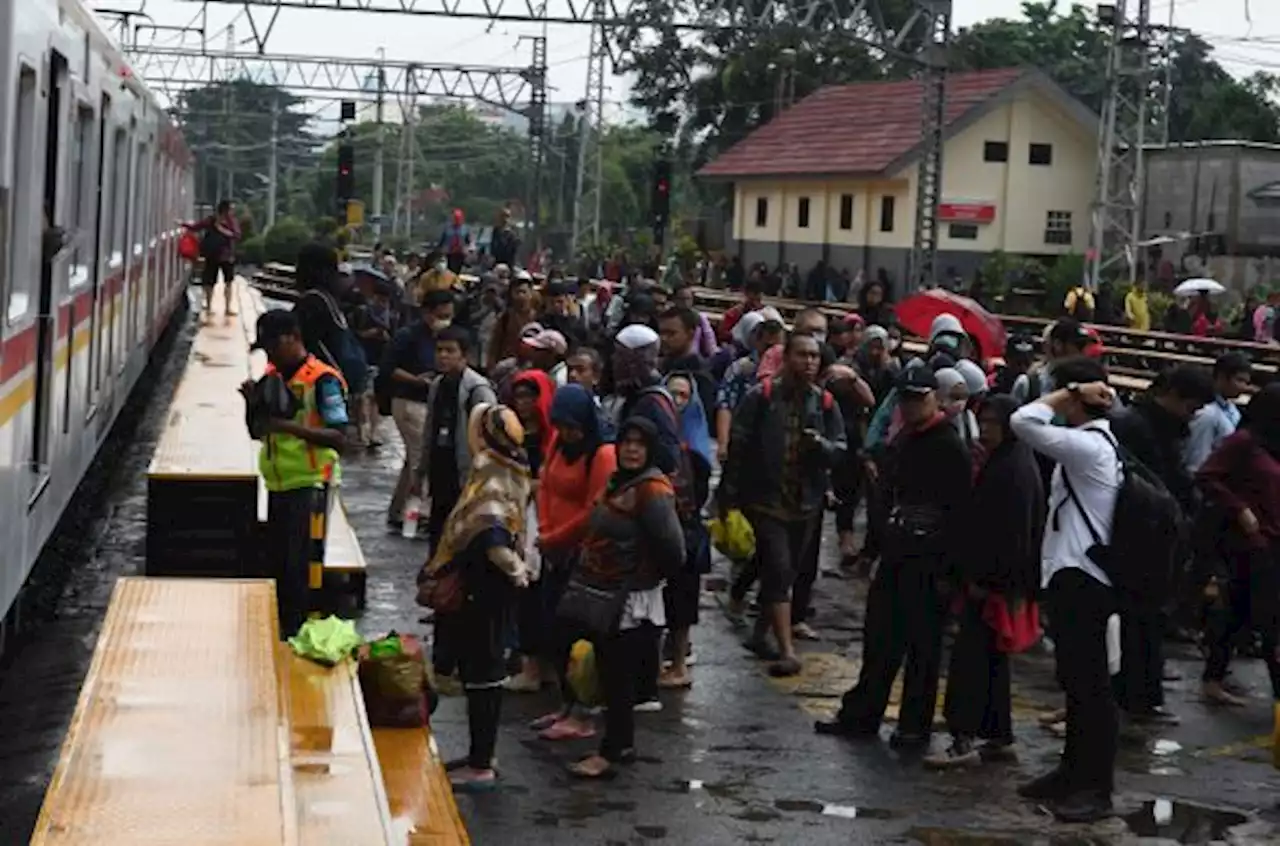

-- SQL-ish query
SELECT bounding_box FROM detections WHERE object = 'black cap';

[250,309,301,351]
[898,365,939,395]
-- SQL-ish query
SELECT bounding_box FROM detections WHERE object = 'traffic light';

[336,142,354,206]
[651,158,671,225]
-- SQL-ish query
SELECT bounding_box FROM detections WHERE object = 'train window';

[6,66,38,324]
[88,94,110,410]
[68,107,93,288]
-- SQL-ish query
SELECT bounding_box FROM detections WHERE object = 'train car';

[0,0,192,645]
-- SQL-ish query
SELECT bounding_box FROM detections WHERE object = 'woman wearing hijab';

[934,367,979,454]
[1196,383,1280,706]
[418,404,532,791]
[530,385,618,740]
[661,374,714,687]
[926,395,1045,769]
[560,416,685,778]
[506,369,556,693]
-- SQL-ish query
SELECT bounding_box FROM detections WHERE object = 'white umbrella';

[1173,277,1226,297]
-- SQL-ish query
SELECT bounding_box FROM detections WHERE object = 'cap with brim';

[898,365,939,395]
[250,309,300,351]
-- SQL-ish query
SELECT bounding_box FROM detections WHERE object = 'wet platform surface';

[1,305,1279,843]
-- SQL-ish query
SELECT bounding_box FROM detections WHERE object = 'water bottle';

[402,495,422,539]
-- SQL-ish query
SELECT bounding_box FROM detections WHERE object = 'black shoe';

[1046,791,1113,823]
[814,719,879,739]
[387,518,404,533]
[1017,767,1073,801]
[743,637,780,661]
[888,730,929,751]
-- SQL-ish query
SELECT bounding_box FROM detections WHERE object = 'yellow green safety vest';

[259,355,345,492]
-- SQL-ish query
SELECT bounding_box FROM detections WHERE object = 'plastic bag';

[566,639,602,707]
[524,502,542,582]
[356,632,436,727]
[288,615,363,666]
[708,509,755,562]
[178,229,200,262]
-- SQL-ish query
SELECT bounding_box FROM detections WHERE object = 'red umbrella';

[895,289,1007,362]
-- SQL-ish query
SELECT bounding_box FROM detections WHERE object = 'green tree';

[951,1,1280,143]
[173,80,319,216]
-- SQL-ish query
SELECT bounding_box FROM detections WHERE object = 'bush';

[263,217,312,265]
[240,234,266,266]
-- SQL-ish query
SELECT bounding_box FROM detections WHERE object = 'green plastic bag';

[288,616,363,666]
[708,509,755,562]
[567,640,601,707]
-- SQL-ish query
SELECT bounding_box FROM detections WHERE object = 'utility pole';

[372,57,387,242]
[266,100,279,228]
[1087,0,1160,288]
[404,68,417,242]
[520,29,549,254]
[570,0,606,258]
[908,0,952,292]
[222,24,235,202]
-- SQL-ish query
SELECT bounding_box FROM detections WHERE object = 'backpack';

[634,384,702,521]
[1061,429,1182,598]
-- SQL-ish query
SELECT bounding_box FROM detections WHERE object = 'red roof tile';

[697,68,1029,180]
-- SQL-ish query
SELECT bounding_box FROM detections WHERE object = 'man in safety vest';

[242,309,349,637]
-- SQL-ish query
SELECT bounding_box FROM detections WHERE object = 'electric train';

[0,0,193,646]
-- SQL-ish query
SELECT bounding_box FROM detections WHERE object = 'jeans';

[1047,568,1118,795]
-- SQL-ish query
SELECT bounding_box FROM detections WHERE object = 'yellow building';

[698,68,1098,288]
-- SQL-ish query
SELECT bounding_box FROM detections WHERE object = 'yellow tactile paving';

[278,645,395,846]
[149,278,260,480]
[373,728,471,846]
[30,578,291,846]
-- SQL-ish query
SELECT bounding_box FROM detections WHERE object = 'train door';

[32,51,69,485]
[118,123,135,373]
[63,104,94,434]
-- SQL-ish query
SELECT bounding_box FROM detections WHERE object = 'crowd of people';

[244,226,1280,823]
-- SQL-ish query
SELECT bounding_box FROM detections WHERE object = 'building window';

[838,194,853,230]
[948,223,979,240]
[983,141,1008,163]
[755,197,768,227]
[1029,143,1053,166]
[879,196,895,233]
[797,196,810,228]
[1044,210,1073,245]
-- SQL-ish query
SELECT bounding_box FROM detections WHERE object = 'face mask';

[428,318,452,332]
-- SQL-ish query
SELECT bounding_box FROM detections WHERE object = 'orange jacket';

[537,437,617,550]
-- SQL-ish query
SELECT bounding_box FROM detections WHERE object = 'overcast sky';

[117,0,1277,131]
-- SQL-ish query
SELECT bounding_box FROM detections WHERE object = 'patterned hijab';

[426,403,532,573]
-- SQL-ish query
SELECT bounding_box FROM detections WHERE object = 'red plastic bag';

[178,229,200,262]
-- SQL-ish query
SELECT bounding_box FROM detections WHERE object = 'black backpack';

[1061,429,1182,598]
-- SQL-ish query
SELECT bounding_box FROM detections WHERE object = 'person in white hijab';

[934,367,979,449]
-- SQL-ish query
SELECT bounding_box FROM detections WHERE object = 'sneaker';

[923,738,981,770]
[633,699,663,713]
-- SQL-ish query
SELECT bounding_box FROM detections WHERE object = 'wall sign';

[938,202,997,224]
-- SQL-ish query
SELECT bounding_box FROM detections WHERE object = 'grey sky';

[116,0,1277,132]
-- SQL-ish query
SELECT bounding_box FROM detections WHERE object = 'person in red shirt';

[1195,383,1280,706]
[529,384,617,740]
[717,278,765,345]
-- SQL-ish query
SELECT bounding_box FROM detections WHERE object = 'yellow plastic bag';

[567,640,602,707]
[708,509,756,562]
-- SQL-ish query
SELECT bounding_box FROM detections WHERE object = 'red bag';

[178,229,200,262]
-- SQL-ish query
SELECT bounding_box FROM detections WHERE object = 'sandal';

[568,756,616,780]
[529,712,563,731]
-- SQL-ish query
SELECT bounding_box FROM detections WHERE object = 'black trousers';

[836,555,945,736]
[943,597,1013,743]
[200,258,235,290]
[751,511,816,605]
[790,512,824,625]
[453,596,509,769]
[1047,568,1117,796]
[1112,600,1166,714]
[594,623,660,761]
[1203,545,1280,698]
[265,487,329,638]
[831,454,862,535]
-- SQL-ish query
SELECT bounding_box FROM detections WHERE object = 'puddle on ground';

[1121,799,1248,844]
[1151,738,1183,756]
[774,798,897,820]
